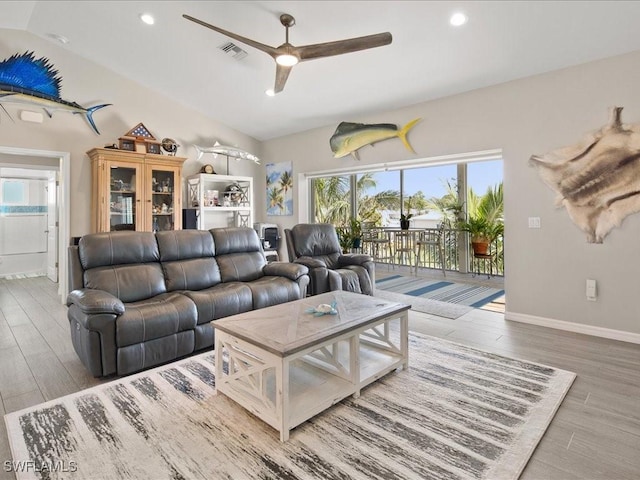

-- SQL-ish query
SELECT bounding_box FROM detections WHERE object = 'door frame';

[0,146,70,304]
[46,170,59,282]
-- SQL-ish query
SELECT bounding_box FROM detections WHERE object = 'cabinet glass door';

[109,165,138,231]
[149,167,177,231]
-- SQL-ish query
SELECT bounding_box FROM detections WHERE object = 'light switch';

[528,217,541,228]
[586,279,597,301]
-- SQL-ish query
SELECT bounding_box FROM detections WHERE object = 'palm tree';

[476,183,503,225]
[425,178,464,226]
[268,186,284,213]
[313,176,351,224]
[279,171,293,197]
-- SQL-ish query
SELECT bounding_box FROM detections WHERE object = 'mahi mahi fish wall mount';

[329,118,421,160]
[530,106,640,243]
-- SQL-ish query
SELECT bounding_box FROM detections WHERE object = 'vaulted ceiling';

[4,1,640,141]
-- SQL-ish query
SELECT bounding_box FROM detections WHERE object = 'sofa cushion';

[116,292,197,347]
[162,258,222,292]
[248,277,305,310]
[156,230,222,291]
[184,282,253,325]
[156,230,215,261]
[84,263,166,304]
[211,227,266,282]
[79,231,159,269]
[80,232,166,302]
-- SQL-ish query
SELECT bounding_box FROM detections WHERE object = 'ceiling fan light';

[276,54,298,67]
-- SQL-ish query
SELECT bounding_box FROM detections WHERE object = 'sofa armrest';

[67,288,125,315]
[263,262,309,280]
[339,253,373,266]
[294,256,327,269]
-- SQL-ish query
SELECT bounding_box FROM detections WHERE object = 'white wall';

[2,28,639,340]
[0,29,262,236]
[261,49,640,339]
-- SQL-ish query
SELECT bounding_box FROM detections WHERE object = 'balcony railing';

[360,226,504,277]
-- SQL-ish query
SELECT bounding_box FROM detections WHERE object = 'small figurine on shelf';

[152,177,159,192]
[162,178,171,193]
[152,217,159,233]
[161,203,168,213]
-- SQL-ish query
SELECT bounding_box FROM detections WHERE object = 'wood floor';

[0,276,639,479]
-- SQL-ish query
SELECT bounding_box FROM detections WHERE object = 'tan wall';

[0,29,263,236]
[261,49,640,337]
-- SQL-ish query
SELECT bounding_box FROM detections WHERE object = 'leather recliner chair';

[285,223,375,296]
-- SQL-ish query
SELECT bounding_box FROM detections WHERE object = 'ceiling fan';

[182,13,392,94]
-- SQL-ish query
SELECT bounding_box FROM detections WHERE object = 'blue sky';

[362,159,503,199]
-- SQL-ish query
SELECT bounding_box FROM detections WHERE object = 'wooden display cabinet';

[88,148,186,233]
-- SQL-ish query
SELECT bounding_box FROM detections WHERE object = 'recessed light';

[450,12,468,27]
[265,89,276,97]
[140,13,155,25]
[47,33,69,44]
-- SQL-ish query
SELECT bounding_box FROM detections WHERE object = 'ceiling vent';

[218,42,248,60]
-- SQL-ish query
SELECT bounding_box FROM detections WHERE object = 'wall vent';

[218,42,248,60]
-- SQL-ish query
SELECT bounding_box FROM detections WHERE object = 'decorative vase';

[400,220,410,230]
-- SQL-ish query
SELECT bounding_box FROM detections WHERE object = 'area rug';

[4,333,575,480]
[377,275,505,308]
[375,289,473,319]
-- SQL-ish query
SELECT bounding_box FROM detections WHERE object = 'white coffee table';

[213,290,410,441]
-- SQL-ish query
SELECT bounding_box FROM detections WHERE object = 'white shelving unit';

[186,174,253,230]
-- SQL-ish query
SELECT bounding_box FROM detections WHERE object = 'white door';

[46,172,58,282]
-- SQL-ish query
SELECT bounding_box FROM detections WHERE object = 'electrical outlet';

[528,217,541,228]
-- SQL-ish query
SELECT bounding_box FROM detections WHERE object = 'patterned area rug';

[375,289,473,319]
[377,275,505,308]
[4,333,575,480]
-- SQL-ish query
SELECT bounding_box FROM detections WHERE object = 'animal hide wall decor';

[530,106,640,243]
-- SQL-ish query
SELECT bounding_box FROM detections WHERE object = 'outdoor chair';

[361,221,393,264]
[415,224,446,277]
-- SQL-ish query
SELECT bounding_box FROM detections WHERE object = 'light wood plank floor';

[1,276,639,479]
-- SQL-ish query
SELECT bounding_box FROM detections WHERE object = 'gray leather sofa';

[67,227,309,377]
[285,223,375,296]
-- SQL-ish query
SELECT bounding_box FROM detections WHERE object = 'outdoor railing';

[361,226,504,277]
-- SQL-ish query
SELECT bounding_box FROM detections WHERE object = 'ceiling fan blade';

[274,64,293,93]
[183,14,277,56]
[297,32,392,61]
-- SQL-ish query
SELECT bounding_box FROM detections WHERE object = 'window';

[1,179,28,205]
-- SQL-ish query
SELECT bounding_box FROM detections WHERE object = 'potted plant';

[400,212,412,230]
[458,216,503,255]
[349,217,362,248]
[337,218,363,252]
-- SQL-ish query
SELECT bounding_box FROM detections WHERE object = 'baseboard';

[505,310,640,345]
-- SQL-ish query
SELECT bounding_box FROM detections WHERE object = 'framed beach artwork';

[266,161,293,216]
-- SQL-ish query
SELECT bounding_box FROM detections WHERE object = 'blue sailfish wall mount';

[0,51,111,134]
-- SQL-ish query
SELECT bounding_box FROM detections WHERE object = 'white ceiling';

[3,1,640,141]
